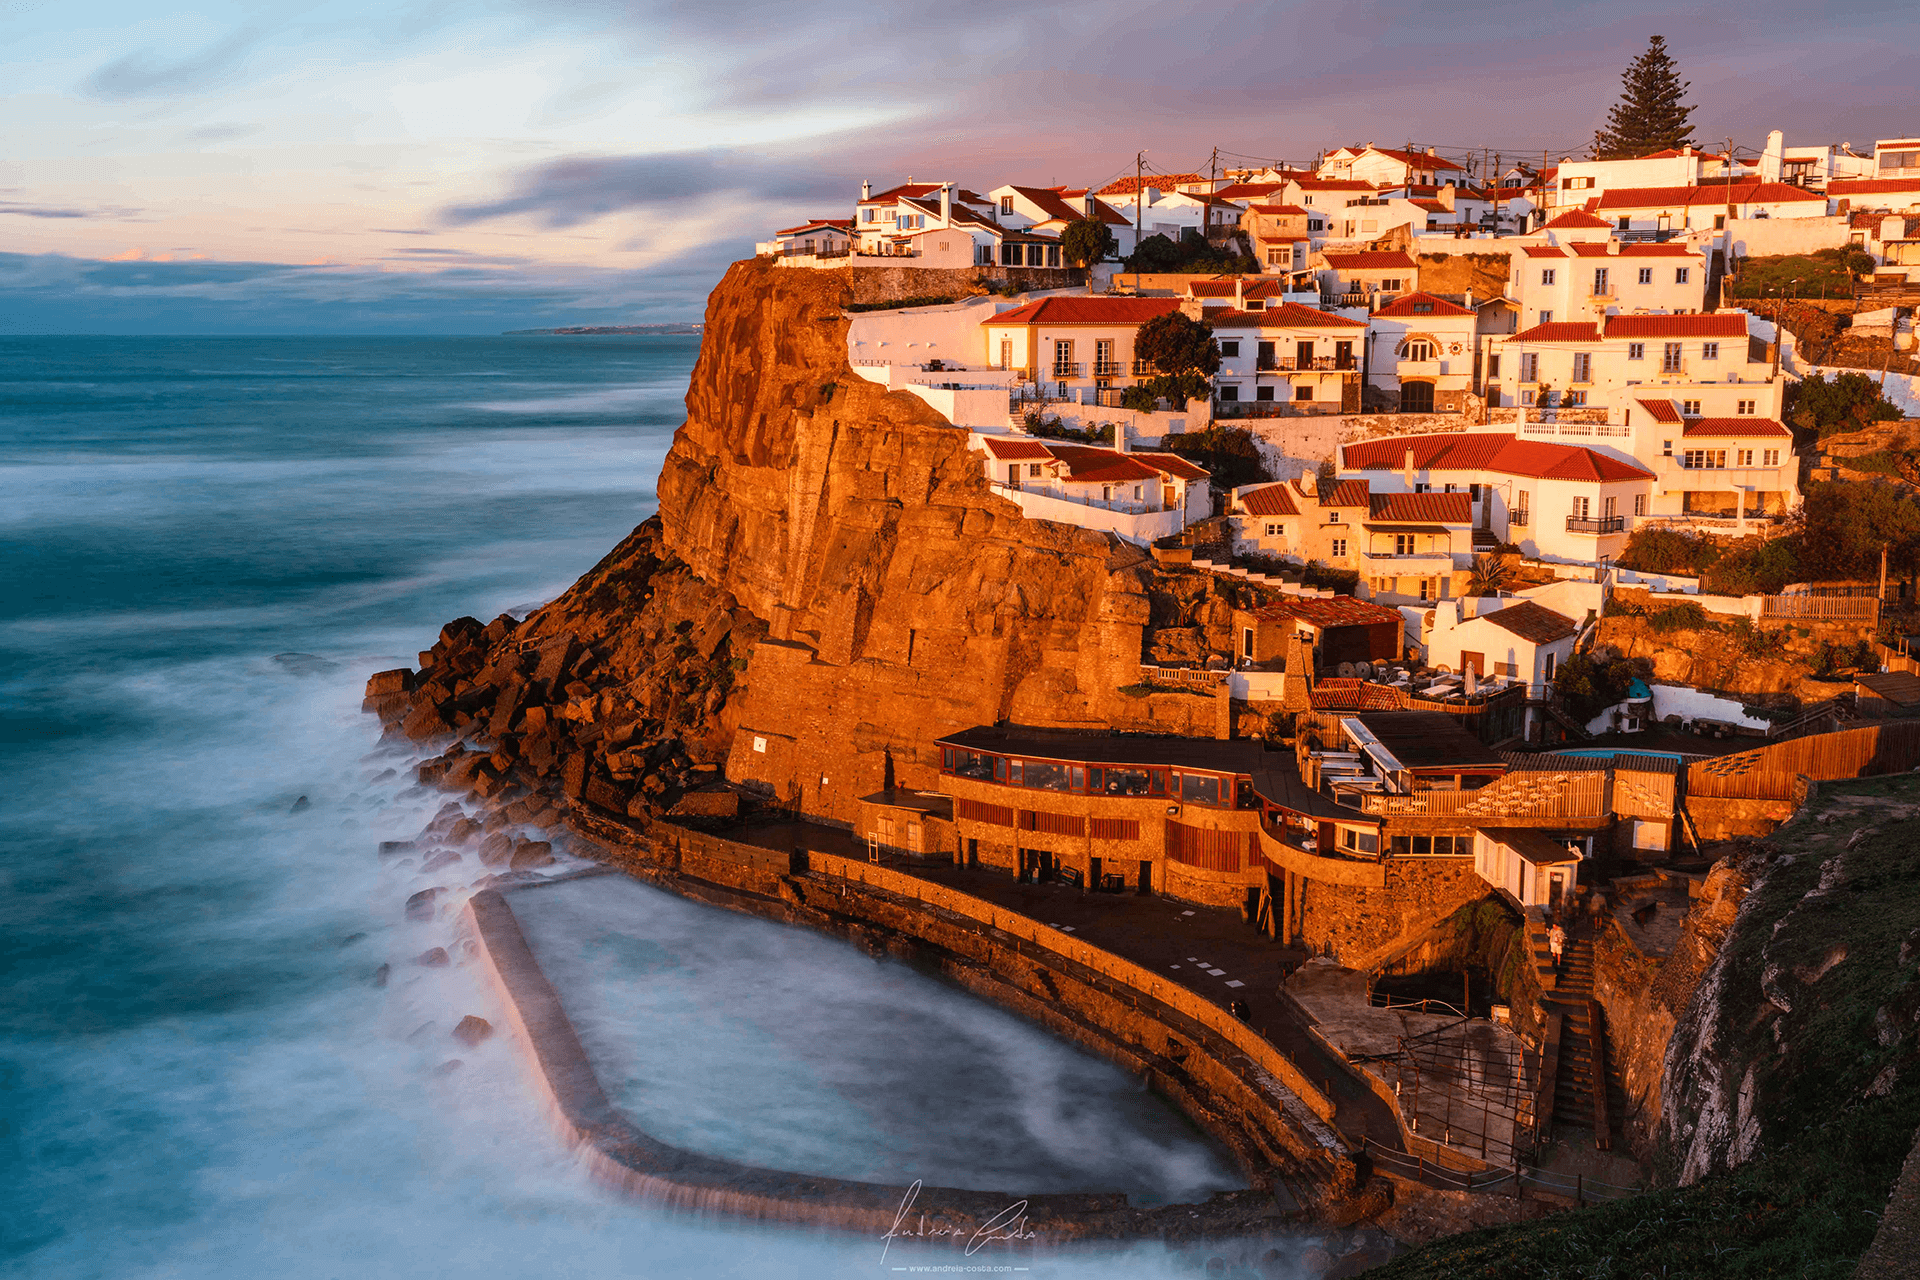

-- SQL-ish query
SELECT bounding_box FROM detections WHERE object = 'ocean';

[0,336,1239,1279]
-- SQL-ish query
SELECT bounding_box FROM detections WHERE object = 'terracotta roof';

[1005,185,1130,226]
[980,297,1182,327]
[1291,178,1380,192]
[1095,173,1209,196]
[1619,243,1700,257]
[1681,417,1791,438]
[1043,445,1165,483]
[1368,491,1472,523]
[1510,321,1601,343]
[1248,595,1404,628]
[1410,199,1448,212]
[1248,202,1309,215]
[1341,432,1653,482]
[1830,178,1920,197]
[1133,451,1211,481]
[861,183,943,204]
[1214,182,1285,200]
[1636,398,1683,424]
[977,437,1053,461]
[776,218,854,235]
[1321,251,1417,270]
[1603,313,1749,339]
[1540,210,1613,229]
[1208,301,1365,329]
[1317,478,1371,507]
[1334,146,1466,172]
[1188,278,1289,299]
[1480,600,1578,645]
[1371,292,1475,318]
[1521,245,1570,258]
[1239,482,1301,517]
[1595,181,1825,210]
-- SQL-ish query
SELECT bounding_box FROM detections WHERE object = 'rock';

[668,790,739,819]
[482,808,514,834]
[452,1015,494,1047]
[439,617,485,651]
[339,932,366,947]
[401,701,452,741]
[365,668,415,697]
[363,693,411,724]
[416,947,450,967]
[472,768,509,799]
[479,832,516,867]
[447,818,482,845]
[370,767,397,782]
[433,1059,464,1077]
[562,752,588,799]
[290,795,311,814]
[416,757,452,787]
[378,840,417,858]
[583,775,629,814]
[405,888,441,921]
[509,840,554,870]
[482,613,519,644]
[373,963,390,988]
[421,848,463,873]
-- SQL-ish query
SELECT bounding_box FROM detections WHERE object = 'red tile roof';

[1341,432,1653,482]
[1603,313,1749,339]
[977,437,1053,461]
[1249,595,1404,628]
[776,218,854,235]
[861,183,943,204]
[1510,321,1602,343]
[1292,178,1380,192]
[1095,173,1209,196]
[1005,185,1131,226]
[1334,146,1466,172]
[1521,245,1570,258]
[980,297,1182,327]
[1372,292,1475,318]
[1682,417,1791,438]
[1595,181,1825,210]
[1481,600,1578,644]
[1043,445,1166,483]
[1540,210,1613,229]
[1619,243,1701,257]
[1239,482,1301,517]
[1133,451,1211,481]
[1320,251,1417,270]
[1636,398,1683,424]
[1187,278,1289,299]
[1207,301,1365,329]
[1830,178,1920,197]
[1317,478,1372,507]
[1247,203,1309,215]
[1214,182,1285,200]
[1368,491,1472,523]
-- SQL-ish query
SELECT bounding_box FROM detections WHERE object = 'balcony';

[1362,549,1454,563]
[1566,515,1626,534]
[1132,360,1159,377]
[1092,360,1126,378]
[1509,509,1530,527]
[1258,355,1353,372]
[1050,363,1084,379]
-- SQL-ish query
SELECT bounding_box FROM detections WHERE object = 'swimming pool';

[1553,747,1696,761]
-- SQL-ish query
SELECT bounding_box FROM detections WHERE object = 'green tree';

[1134,311,1220,379]
[1060,217,1117,272]
[1786,370,1903,441]
[1466,552,1519,597]
[1592,36,1696,159]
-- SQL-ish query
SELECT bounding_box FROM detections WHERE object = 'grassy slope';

[1366,774,1920,1278]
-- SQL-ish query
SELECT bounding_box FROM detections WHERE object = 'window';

[1572,496,1590,518]
[1662,439,1672,456]
[1738,449,1753,466]
[1294,385,1313,401]
[1572,353,1591,382]
[1267,247,1288,265]
[1095,338,1114,372]
[1565,389,1587,405]
[1404,340,1434,362]
[1395,533,1415,555]
[1255,385,1274,401]
[1663,343,1683,373]
[1617,216,1631,231]
[1603,496,1616,518]
[1683,449,1727,468]
[1521,389,1535,405]
[1520,353,1539,382]
[1327,510,1342,524]
[1218,340,1240,357]
[1701,342,1720,361]
[1000,195,1014,215]
[862,208,877,223]
[1329,538,1347,558]
[1638,267,1653,285]
[1218,384,1240,401]
[1628,342,1645,361]
[1675,267,1691,284]
[1540,268,1557,286]
[1027,463,1042,477]
[1538,310,1553,325]
[1487,355,1501,378]
[1562,176,1594,190]
[1738,399,1755,414]
[1264,522,1285,537]
[1634,493,1647,516]
[1592,268,1609,295]
[1682,399,1701,415]
[1052,339,1074,376]
[1418,578,1434,601]
[1764,449,1780,466]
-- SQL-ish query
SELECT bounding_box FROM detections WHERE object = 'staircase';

[1535,919,1616,1150]
[1471,527,1501,552]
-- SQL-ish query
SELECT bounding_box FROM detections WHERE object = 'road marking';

[1206,968,1227,976]
[1226,979,1245,988]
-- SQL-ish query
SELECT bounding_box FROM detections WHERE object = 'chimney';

[1084,193,1097,218]
[1403,447,1415,486]
[1234,277,1246,307]
[861,179,871,201]
[940,184,952,222]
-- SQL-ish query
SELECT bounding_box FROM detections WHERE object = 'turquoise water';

[0,336,1228,1278]
[1552,748,1695,761]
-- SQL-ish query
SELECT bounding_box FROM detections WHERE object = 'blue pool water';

[1551,748,1695,761]
[0,335,1232,1279]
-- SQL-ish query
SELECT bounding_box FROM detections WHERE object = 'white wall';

[901,385,1014,429]
[989,484,1187,546]
[846,295,1011,367]
[1726,215,1850,259]
[1645,682,1770,731]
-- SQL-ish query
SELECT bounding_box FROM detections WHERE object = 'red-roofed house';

[1236,203,1318,276]
[1338,432,1654,564]
[1313,250,1418,308]
[978,296,1186,402]
[1592,180,1826,233]
[1366,293,1480,413]
[967,437,1212,545]
[985,185,1139,256]
[1235,594,1407,668]
[1226,480,1304,559]
[1510,240,1708,329]
[1318,145,1466,189]
[1488,311,1773,420]
[1356,490,1473,604]
[1427,598,1579,700]
[1205,302,1364,415]
[1621,398,1799,529]
[755,218,854,259]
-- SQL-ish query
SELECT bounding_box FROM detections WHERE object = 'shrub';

[1301,559,1360,592]
[1646,600,1709,633]
[1161,426,1270,489]
[1618,527,1719,576]
[845,294,959,312]
[1786,370,1903,440]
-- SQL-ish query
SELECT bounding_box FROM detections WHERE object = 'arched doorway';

[1400,380,1435,413]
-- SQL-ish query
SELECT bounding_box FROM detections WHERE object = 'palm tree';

[1467,552,1518,597]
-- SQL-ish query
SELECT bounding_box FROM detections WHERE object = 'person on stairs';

[1549,918,1567,974]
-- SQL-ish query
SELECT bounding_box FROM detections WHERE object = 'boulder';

[421,849,463,873]
[583,775,629,815]
[447,817,482,845]
[482,613,518,645]
[401,701,452,741]
[452,1015,493,1047]
[363,693,411,724]
[532,636,580,687]
[416,757,452,787]
[561,752,588,799]
[479,832,516,867]
[509,840,554,870]
[289,795,311,814]
[439,617,485,651]
[365,668,415,698]
[378,840,417,858]
[404,888,441,921]
[416,946,450,967]
[472,768,509,800]
[373,963,390,988]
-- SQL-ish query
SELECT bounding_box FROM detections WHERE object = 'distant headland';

[502,323,703,335]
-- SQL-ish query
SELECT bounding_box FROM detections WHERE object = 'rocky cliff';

[370,260,1273,829]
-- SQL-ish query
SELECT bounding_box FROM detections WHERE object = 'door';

[1089,855,1102,892]
[1400,381,1435,412]
[1137,859,1153,894]
[1296,341,1314,368]
[1335,340,1353,370]
[1460,650,1484,676]
[1242,626,1255,660]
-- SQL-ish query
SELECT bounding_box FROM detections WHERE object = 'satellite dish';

[1434,664,1453,675]
[1355,661,1373,679]
[1337,662,1356,678]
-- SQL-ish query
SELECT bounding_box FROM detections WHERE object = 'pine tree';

[1591,36,1696,159]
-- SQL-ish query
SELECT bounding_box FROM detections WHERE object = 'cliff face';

[383,261,1261,827]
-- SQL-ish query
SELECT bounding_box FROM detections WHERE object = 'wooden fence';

[1363,772,1608,819]
[1759,594,1880,623]
[1686,722,1920,799]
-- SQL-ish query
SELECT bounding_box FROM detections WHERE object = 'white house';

[1355,490,1473,606]
[1591,180,1827,235]
[1510,242,1708,327]
[1488,312,1767,416]
[1475,827,1582,909]
[986,185,1138,256]
[755,218,854,259]
[1366,292,1479,413]
[1627,397,1799,529]
[1318,145,1468,190]
[1206,300,1366,415]
[1545,147,1712,213]
[1313,250,1418,308]
[978,295,1183,404]
[970,436,1212,545]
[1339,432,1655,565]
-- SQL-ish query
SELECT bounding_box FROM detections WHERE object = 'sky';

[2,1,1916,334]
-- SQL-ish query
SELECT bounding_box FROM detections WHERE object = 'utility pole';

[1725,137,1738,239]
[1135,150,1144,291]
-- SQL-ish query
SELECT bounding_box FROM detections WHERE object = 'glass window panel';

[1180,773,1221,805]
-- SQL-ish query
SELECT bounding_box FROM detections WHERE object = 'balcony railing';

[1092,360,1126,377]
[1364,549,1454,561]
[1566,515,1626,534]
[1131,360,1159,376]
[1321,291,1367,308]
[1050,363,1083,379]
[1258,356,1353,372]
[1510,509,1530,527]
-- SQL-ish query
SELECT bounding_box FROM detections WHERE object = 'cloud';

[82,27,268,100]
[0,201,144,220]
[440,148,848,228]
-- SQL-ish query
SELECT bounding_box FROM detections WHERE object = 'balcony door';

[1296,341,1314,368]
[1400,381,1434,412]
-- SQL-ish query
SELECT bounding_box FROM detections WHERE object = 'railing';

[1363,1140,1639,1204]
[1364,550,1454,562]
[1509,509,1530,527]
[1566,515,1625,534]
[1759,594,1880,622]
[1051,363,1083,379]
[1092,361,1126,377]
[1321,292,1367,308]
[1260,356,1352,372]
[1131,360,1159,376]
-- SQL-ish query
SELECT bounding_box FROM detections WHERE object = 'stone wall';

[1297,857,1493,971]
[843,265,1084,305]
